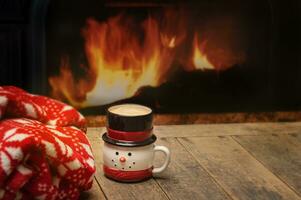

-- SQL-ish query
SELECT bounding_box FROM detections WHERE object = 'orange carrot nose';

[119,157,126,163]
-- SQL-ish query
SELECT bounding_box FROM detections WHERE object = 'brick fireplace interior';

[0,0,300,124]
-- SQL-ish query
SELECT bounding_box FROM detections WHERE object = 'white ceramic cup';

[102,104,171,182]
[103,142,171,181]
[103,143,170,174]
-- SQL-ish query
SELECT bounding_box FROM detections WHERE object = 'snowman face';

[103,143,154,171]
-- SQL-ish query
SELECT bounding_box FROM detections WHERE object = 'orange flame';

[49,56,97,107]
[49,14,177,107]
[49,12,246,108]
[192,33,215,71]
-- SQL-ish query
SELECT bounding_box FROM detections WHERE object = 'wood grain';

[178,136,301,200]
[85,124,301,199]
[154,137,230,200]
[233,133,301,196]
[154,122,301,138]
[88,122,301,139]
[85,112,301,127]
[87,129,168,200]
[79,177,106,200]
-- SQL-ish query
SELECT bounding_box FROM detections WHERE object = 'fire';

[192,34,215,71]
[49,56,97,107]
[49,11,245,108]
[49,14,176,107]
[160,34,177,48]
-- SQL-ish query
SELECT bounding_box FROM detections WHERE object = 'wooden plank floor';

[82,122,301,200]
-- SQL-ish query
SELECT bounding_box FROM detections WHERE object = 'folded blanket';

[0,86,95,200]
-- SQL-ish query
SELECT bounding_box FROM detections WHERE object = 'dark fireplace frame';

[28,0,49,95]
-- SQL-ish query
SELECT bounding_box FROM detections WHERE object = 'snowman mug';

[102,104,171,182]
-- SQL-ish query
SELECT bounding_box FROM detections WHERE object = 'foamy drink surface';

[108,104,152,116]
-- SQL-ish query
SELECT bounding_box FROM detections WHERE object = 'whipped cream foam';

[108,104,152,116]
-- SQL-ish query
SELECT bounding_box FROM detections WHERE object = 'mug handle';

[152,145,171,174]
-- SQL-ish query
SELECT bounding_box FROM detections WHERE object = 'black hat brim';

[102,133,157,147]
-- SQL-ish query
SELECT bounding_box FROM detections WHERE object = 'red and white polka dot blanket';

[0,86,95,200]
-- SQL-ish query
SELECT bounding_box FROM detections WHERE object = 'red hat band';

[107,127,153,142]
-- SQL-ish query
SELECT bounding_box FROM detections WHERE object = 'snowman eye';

[128,152,132,156]
[115,152,119,155]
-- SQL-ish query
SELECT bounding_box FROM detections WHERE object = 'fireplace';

[1,0,301,115]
